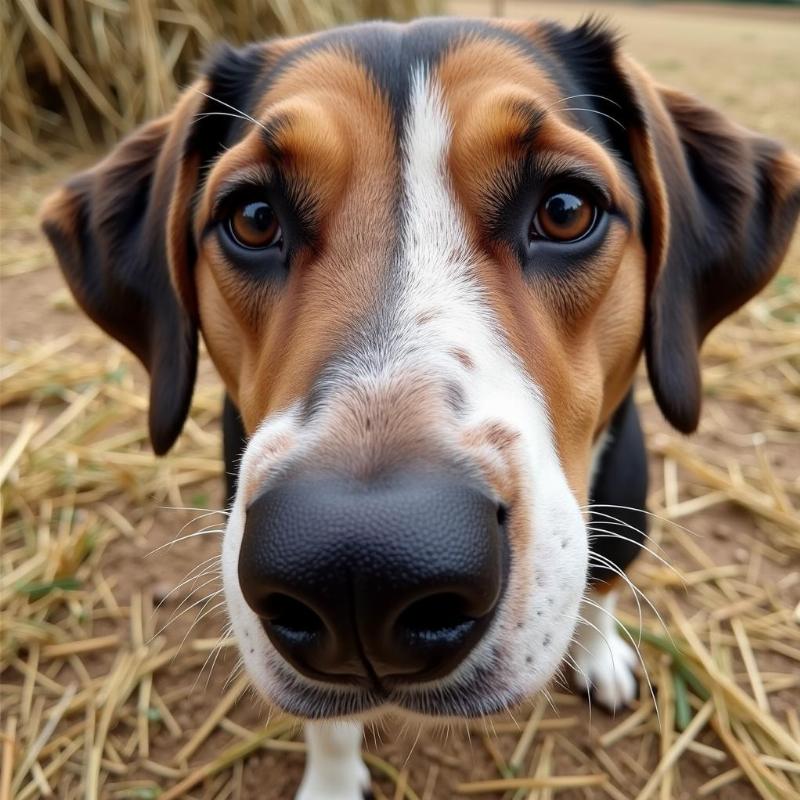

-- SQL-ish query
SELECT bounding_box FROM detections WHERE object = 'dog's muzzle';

[238,471,509,689]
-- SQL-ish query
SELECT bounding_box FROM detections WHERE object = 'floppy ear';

[40,43,267,454]
[617,57,800,432]
[40,87,206,454]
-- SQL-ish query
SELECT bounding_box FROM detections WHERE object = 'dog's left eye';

[531,190,598,243]
[227,199,282,249]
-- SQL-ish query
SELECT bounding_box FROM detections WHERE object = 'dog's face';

[42,19,799,719]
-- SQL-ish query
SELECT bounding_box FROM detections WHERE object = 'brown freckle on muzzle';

[241,432,294,505]
[484,422,520,453]
[450,347,475,371]
[461,423,524,519]
[416,309,439,325]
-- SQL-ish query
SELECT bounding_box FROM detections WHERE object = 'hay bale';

[1,0,441,165]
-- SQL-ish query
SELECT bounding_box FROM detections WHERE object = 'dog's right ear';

[40,44,266,454]
[40,87,204,455]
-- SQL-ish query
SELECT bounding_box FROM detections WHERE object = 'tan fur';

[195,49,398,432]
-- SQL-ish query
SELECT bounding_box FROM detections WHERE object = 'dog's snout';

[238,473,508,687]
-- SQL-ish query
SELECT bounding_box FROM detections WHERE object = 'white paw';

[571,591,640,712]
[572,626,638,710]
[296,721,371,800]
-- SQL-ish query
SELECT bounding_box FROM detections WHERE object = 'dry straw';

[2,162,799,796]
[1,0,440,165]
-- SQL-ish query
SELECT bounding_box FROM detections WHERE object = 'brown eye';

[532,191,596,242]
[229,200,281,249]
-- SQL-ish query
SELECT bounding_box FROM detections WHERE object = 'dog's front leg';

[297,721,371,800]
[572,392,647,711]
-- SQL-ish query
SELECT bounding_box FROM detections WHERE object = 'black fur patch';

[587,392,648,585]
[192,42,269,157]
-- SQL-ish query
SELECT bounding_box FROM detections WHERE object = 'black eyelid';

[212,181,271,219]
[543,173,611,208]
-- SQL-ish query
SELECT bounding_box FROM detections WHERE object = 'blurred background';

[2,0,798,165]
[2,0,444,164]
[1,2,799,800]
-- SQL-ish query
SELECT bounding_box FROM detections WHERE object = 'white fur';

[296,722,369,800]
[383,68,587,710]
[571,590,638,711]
[220,69,589,788]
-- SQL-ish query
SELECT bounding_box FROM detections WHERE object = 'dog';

[41,16,799,799]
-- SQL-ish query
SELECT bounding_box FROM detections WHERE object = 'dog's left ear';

[617,56,800,432]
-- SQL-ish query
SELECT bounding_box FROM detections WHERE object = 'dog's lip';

[273,687,522,720]
[268,663,521,720]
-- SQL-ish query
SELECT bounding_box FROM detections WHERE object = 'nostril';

[263,593,325,644]
[395,593,475,644]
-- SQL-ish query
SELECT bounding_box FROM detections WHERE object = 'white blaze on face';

[221,66,589,716]
[384,68,589,703]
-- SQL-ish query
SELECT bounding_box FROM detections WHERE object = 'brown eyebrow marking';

[258,112,293,158]
[504,99,546,148]
[416,309,439,325]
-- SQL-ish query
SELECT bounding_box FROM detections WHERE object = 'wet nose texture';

[238,473,509,688]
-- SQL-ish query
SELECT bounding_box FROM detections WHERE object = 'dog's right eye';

[227,200,282,249]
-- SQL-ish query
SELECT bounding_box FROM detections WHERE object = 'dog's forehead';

[198,18,636,209]
[270,20,550,106]
[200,19,622,216]
[230,19,577,134]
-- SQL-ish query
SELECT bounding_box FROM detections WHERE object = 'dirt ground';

[2,3,799,799]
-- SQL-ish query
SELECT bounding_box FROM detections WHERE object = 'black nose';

[238,472,508,687]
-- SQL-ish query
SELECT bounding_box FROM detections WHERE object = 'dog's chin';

[259,660,536,721]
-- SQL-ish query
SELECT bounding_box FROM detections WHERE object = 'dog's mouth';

[268,658,523,719]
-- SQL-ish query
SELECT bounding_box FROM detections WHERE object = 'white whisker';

[146,527,225,557]
[558,107,626,130]
[588,552,675,647]
[176,598,227,656]
[154,555,220,611]
[581,503,699,538]
[191,87,268,133]
[156,582,222,638]
[587,525,684,580]
[588,553,645,642]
